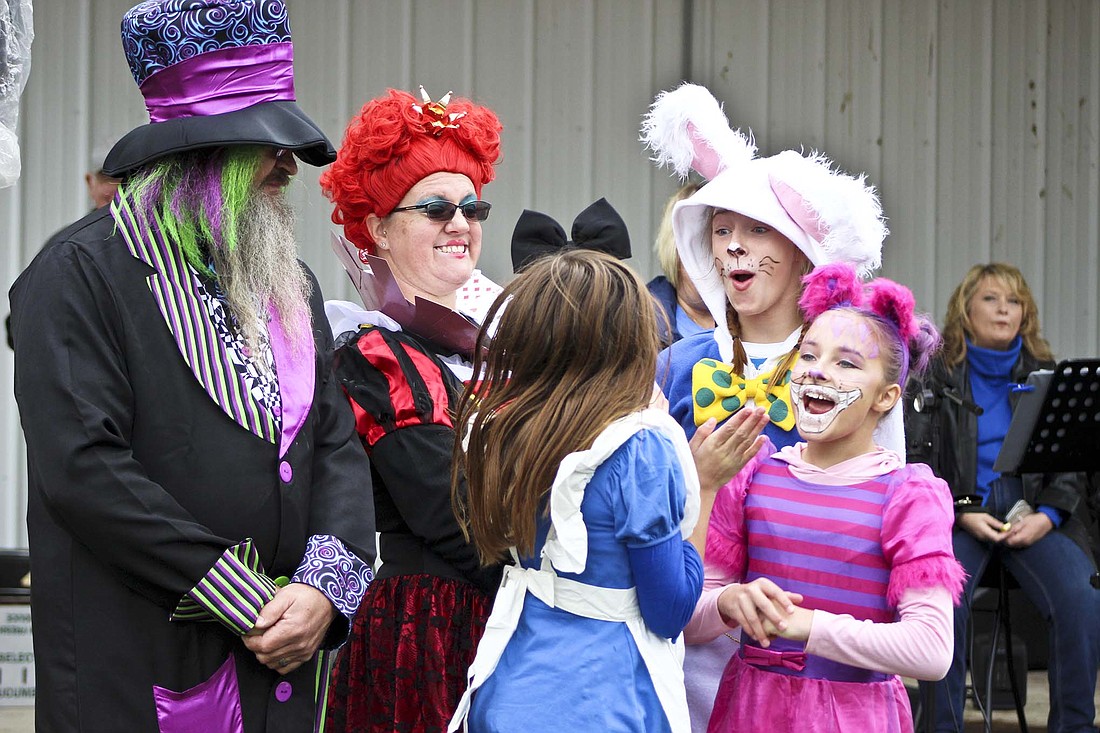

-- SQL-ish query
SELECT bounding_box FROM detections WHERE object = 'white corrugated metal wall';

[0,0,1097,548]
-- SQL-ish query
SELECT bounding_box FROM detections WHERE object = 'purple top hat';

[102,0,335,177]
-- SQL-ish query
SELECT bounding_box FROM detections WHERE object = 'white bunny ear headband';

[640,83,887,277]
[640,83,757,179]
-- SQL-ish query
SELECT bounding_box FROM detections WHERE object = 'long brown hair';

[452,249,660,565]
[941,262,1053,367]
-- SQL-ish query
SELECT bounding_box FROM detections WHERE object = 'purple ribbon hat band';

[140,42,296,123]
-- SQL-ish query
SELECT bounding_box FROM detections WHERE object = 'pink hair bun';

[799,262,864,321]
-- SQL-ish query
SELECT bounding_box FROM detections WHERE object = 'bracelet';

[953,496,981,508]
[953,496,988,515]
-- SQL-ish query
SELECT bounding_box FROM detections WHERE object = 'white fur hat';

[642,83,887,361]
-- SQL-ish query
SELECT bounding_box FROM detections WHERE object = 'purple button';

[279,461,293,483]
[273,405,282,417]
[275,680,292,703]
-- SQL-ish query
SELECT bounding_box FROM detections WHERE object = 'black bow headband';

[510,197,631,272]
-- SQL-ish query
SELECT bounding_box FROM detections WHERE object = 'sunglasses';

[390,200,492,222]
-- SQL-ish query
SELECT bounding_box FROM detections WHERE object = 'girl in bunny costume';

[686,264,964,732]
[642,83,898,731]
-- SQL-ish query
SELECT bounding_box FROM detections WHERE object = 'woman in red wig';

[320,87,505,733]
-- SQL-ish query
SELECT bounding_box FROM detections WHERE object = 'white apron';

[448,408,700,732]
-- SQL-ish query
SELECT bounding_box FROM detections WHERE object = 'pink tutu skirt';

[706,654,913,733]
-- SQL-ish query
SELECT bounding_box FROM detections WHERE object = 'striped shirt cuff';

[171,539,278,635]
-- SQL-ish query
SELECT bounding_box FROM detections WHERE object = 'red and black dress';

[324,324,501,733]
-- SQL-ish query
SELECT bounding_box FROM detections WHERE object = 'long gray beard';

[209,190,313,356]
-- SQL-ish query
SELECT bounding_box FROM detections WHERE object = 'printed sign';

[0,605,34,706]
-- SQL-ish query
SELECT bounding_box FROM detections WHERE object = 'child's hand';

[762,606,813,642]
[716,578,804,648]
[689,408,769,492]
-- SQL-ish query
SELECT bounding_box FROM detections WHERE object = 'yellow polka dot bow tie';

[691,358,796,430]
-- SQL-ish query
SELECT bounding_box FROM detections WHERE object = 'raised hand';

[689,408,769,493]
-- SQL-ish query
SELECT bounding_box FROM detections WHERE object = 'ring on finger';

[277,656,291,667]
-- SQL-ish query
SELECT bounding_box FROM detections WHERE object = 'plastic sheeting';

[0,0,32,188]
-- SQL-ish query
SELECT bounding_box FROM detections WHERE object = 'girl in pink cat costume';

[686,264,966,732]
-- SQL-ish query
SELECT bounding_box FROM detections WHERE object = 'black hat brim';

[102,99,336,177]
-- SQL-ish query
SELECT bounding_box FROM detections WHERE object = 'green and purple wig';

[124,146,264,274]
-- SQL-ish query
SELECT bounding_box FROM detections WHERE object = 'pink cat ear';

[798,262,864,320]
[866,279,919,342]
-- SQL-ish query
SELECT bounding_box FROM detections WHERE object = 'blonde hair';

[941,262,1053,367]
[654,181,703,289]
[453,250,660,565]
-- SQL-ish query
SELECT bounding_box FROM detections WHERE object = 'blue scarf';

[968,336,1022,500]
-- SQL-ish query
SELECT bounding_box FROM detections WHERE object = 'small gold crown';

[412,85,467,136]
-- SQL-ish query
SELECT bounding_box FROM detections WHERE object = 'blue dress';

[467,429,690,732]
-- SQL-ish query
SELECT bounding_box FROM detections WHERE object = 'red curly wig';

[321,88,503,253]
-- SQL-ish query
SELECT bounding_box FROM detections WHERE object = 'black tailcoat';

[9,205,375,732]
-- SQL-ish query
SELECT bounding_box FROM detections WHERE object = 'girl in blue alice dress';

[447,237,705,732]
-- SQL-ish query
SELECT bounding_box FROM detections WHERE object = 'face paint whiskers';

[713,254,780,282]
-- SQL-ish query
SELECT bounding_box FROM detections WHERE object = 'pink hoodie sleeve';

[804,585,954,680]
[683,560,738,643]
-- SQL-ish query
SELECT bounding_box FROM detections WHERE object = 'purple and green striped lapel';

[111,189,279,445]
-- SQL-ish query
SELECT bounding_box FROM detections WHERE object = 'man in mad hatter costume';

[9,1,375,731]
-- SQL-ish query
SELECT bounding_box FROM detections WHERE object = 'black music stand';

[994,359,1100,475]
